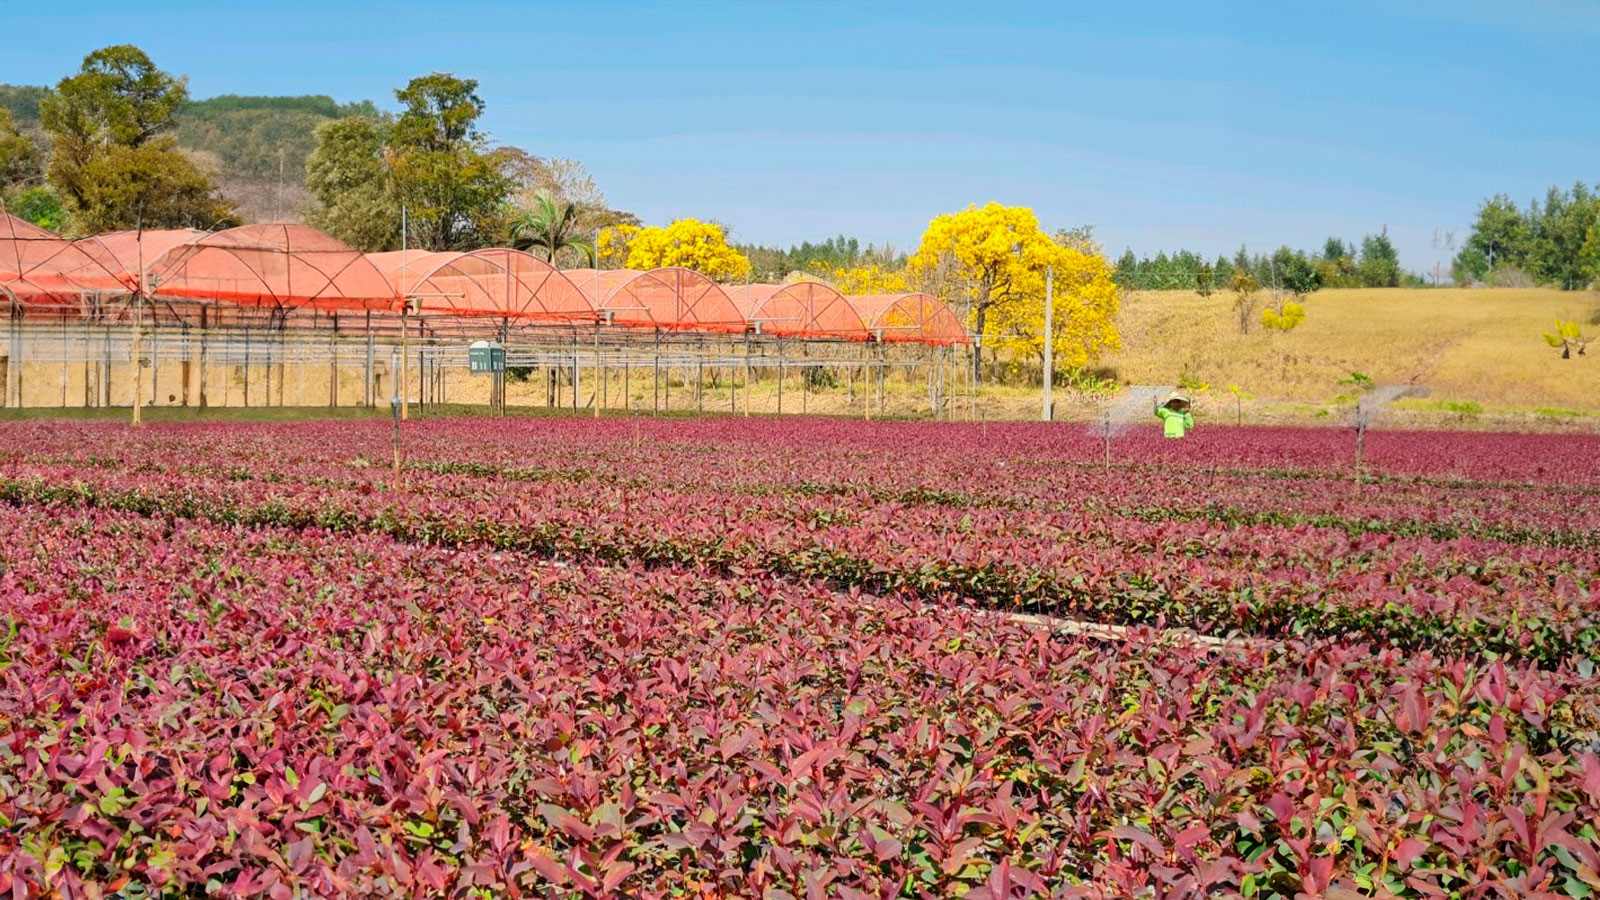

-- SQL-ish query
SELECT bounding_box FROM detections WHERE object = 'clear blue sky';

[3,0,1596,273]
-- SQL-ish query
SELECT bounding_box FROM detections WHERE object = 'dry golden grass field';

[1097,287,1600,422]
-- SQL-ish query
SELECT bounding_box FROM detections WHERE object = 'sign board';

[468,340,505,374]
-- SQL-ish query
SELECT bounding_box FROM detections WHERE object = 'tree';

[1194,261,1214,299]
[6,186,67,231]
[1454,194,1530,282]
[1317,237,1354,287]
[621,219,752,281]
[1356,229,1401,287]
[596,222,639,268]
[1272,246,1321,298]
[1452,185,1599,290]
[1260,300,1306,332]
[304,116,399,252]
[1113,248,1139,289]
[1543,319,1591,359]
[37,45,234,233]
[70,143,239,234]
[495,148,636,256]
[0,108,41,188]
[1213,254,1233,285]
[386,73,510,251]
[509,190,594,265]
[981,237,1121,374]
[909,203,1065,384]
[1230,268,1260,335]
[1527,183,1600,290]
[1451,246,1489,286]
[828,263,909,295]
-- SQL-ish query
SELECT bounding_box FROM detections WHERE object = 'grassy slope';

[1102,287,1600,415]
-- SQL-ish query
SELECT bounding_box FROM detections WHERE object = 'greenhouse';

[2,221,972,415]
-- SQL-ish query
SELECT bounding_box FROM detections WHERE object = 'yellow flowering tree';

[596,223,639,268]
[983,242,1121,372]
[1260,300,1306,332]
[911,203,1118,382]
[613,218,752,282]
[827,263,909,295]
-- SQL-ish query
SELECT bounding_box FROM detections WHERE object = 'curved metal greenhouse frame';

[367,249,597,326]
[145,224,399,313]
[845,293,970,345]
[565,267,748,333]
[725,282,870,341]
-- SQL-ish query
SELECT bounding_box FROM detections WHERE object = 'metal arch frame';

[373,248,600,324]
[149,223,399,314]
[729,282,872,341]
[72,229,210,294]
[571,267,748,334]
[847,292,971,346]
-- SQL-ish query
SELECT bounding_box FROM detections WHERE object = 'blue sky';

[3,0,1596,273]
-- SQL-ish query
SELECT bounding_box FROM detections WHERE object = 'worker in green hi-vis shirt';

[1154,395,1194,438]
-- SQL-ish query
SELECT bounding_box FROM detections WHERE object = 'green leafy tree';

[387,73,510,251]
[1272,246,1321,298]
[1527,183,1600,290]
[70,142,239,234]
[1194,261,1214,298]
[37,45,234,233]
[1453,194,1531,282]
[1316,237,1354,286]
[1113,248,1138,288]
[1356,229,1401,287]
[6,185,67,231]
[1212,254,1233,285]
[304,116,399,252]
[1450,246,1488,285]
[509,190,594,264]
[0,108,41,188]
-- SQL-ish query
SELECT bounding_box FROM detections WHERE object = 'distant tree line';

[1451,183,1600,290]
[736,235,906,283]
[1112,230,1406,294]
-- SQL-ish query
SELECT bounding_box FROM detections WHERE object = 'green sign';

[468,341,505,374]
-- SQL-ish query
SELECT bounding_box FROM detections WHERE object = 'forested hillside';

[176,95,382,222]
[1,84,377,223]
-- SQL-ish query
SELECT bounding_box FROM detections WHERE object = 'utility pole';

[390,346,403,489]
[1041,265,1053,422]
[131,215,144,426]
[400,205,410,421]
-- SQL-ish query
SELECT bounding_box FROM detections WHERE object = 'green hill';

[1,85,380,223]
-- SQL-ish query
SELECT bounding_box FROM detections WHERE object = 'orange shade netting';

[0,214,124,306]
[145,223,398,312]
[367,249,595,323]
[74,229,209,293]
[6,217,971,345]
[725,282,870,341]
[565,267,747,333]
[846,293,970,345]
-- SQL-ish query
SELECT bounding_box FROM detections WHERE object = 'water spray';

[1090,385,1175,472]
[1352,383,1429,478]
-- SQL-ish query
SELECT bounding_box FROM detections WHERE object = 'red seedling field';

[1,418,1597,898]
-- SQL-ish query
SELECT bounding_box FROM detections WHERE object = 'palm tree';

[509,191,595,266]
